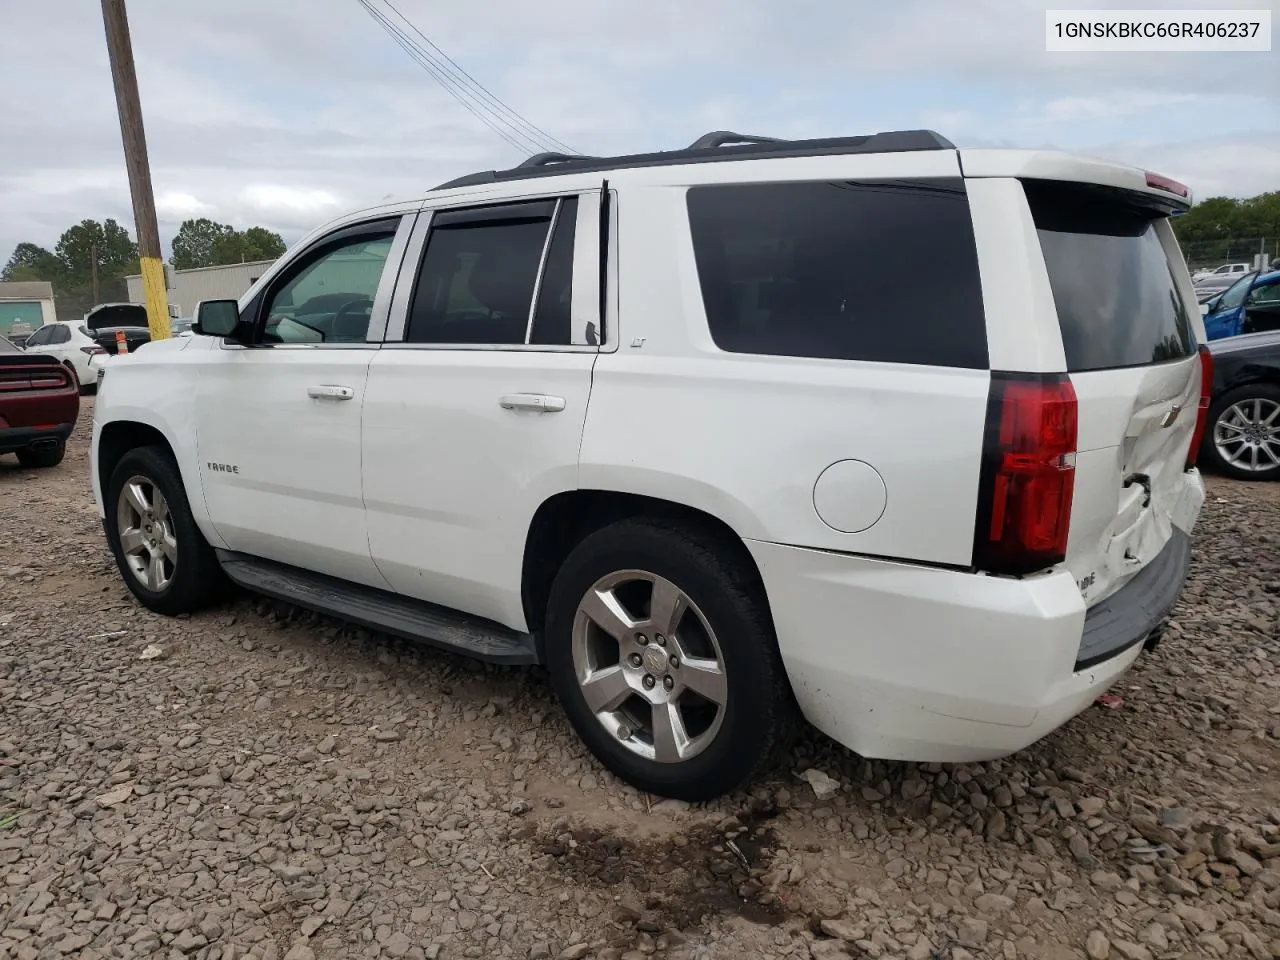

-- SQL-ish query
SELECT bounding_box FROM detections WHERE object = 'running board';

[215,550,540,666]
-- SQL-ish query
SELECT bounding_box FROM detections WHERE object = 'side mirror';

[193,300,243,339]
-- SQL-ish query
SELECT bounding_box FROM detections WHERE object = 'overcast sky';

[1,0,1277,261]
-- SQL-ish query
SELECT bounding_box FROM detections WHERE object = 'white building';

[126,260,276,318]
[0,281,57,343]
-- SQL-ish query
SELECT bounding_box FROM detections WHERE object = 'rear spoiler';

[958,149,1193,211]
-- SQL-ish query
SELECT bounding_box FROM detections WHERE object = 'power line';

[354,0,577,157]
[374,0,578,155]
[355,0,539,154]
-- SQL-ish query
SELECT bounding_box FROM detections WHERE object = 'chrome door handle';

[499,393,566,413]
[307,384,355,401]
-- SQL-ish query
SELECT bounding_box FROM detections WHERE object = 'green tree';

[1,242,62,282]
[170,218,236,270]
[54,218,138,279]
[170,219,286,269]
[209,225,286,266]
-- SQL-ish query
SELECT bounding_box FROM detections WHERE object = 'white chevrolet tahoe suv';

[92,130,1210,801]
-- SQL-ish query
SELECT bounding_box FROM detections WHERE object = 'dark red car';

[0,335,79,468]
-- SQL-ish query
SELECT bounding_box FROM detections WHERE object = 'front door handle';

[307,384,355,401]
[499,393,566,413]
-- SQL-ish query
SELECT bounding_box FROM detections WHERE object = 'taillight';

[973,373,1078,576]
[1145,171,1190,198]
[1186,345,1213,470]
[81,345,107,355]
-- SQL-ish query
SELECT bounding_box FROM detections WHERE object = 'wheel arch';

[520,489,770,638]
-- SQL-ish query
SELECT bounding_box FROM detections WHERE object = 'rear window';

[1025,180,1194,372]
[686,179,988,368]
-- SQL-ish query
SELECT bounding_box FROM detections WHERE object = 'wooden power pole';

[100,0,170,339]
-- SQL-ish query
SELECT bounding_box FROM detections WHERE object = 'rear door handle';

[499,393,565,413]
[307,384,355,401]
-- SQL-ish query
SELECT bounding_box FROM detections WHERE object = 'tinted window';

[528,198,578,345]
[49,324,71,344]
[24,326,51,347]
[262,232,395,344]
[686,179,987,368]
[407,205,561,345]
[1025,180,1194,371]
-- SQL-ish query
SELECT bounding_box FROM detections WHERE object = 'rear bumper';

[748,525,1193,763]
[0,423,74,455]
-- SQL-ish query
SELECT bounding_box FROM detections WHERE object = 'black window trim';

[383,193,600,353]
[234,216,405,349]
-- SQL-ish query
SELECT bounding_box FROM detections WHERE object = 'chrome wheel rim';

[571,569,728,764]
[116,475,177,592]
[1214,398,1280,472]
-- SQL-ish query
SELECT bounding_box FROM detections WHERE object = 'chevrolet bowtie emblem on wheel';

[1160,404,1182,428]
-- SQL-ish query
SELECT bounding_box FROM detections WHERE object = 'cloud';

[0,0,1275,262]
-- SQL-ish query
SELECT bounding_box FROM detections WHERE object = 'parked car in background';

[19,320,106,391]
[1202,329,1280,480]
[1201,270,1280,340]
[1192,262,1250,284]
[83,303,152,355]
[1195,262,1253,298]
[0,334,79,468]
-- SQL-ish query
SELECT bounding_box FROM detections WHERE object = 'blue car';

[1200,269,1280,340]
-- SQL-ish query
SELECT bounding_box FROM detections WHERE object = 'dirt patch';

[531,805,789,938]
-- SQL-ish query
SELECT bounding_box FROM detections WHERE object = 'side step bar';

[215,550,540,666]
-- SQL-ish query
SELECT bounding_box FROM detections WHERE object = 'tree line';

[1171,191,1280,266]
[1,218,286,321]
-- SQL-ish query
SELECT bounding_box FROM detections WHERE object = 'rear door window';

[1024,180,1194,371]
[685,179,988,368]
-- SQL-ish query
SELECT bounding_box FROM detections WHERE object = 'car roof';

[294,130,1190,249]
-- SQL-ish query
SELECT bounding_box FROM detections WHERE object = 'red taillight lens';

[1145,171,1190,198]
[974,374,1078,576]
[1186,345,1213,470]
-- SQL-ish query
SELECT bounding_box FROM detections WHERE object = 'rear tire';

[16,441,65,469]
[1201,383,1280,481]
[105,445,227,614]
[544,518,796,801]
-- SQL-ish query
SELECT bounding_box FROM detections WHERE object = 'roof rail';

[433,129,956,191]
[517,151,599,169]
[686,130,784,150]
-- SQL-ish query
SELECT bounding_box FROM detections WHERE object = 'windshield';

[1217,272,1259,312]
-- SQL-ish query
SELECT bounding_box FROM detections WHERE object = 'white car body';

[91,132,1207,785]
[20,320,103,388]
[1192,261,1250,283]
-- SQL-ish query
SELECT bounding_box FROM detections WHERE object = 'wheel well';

[97,421,173,496]
[520,490,767,634]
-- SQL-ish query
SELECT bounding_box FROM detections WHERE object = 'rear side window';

[1025,180,1194,371]
[686,179,988,368]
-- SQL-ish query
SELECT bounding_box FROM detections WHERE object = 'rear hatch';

[85,304,151,354]
[1024,178,1203,609]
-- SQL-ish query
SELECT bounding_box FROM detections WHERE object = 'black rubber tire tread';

[1201,383,1280,481]
[545,517,797,802]
[15,441,65,469]
[104,445,228,615]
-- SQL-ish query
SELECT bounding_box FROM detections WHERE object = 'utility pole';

[90,242,100,305]
[100,0,170,339]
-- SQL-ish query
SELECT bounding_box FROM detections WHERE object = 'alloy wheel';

[116,475,177,592]
[571,569,728,764]
[1214,397,1280,473]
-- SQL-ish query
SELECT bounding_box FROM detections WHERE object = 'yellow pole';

[101,0,170,340]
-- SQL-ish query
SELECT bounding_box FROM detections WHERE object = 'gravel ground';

[2,400,1279,960]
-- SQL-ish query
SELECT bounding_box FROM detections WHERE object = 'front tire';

[16,441,65,469]
[1202,384,1280,481]
[105,446,227,614]
[544,518,796,801]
